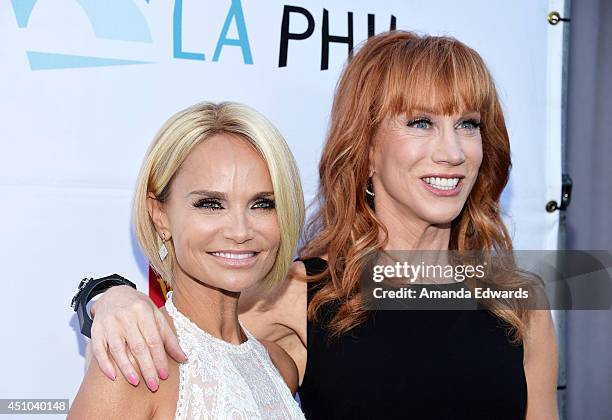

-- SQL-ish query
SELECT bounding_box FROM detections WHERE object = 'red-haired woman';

[80,31,558,419]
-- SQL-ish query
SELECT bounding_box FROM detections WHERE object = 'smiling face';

[369,111,483,226]
[148,134,280,293]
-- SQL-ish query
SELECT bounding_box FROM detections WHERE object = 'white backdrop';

[1,0,562,416]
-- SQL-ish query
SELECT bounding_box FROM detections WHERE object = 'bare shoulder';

[275,260,308,319]
[238,260,307,342]
[260,339,299,396]
[238,260,311,384]
[68,356,154,419]
[523,310,559,420]
[243,260,307,309]
[524,310,557,361]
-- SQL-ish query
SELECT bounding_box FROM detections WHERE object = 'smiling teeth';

[211,252,255,259]
[423,177,460,190]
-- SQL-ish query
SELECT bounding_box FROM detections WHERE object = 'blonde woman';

[69,102,306,419]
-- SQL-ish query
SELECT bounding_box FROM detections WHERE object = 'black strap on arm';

[70,274,136,338]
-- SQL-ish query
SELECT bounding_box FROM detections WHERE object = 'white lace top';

[165,292,305,420]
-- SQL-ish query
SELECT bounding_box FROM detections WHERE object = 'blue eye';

[407,118,431,129]
[252,198,275,210]
[457,119,481,130]
[194,199,223,210]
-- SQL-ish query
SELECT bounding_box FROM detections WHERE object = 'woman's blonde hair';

[133,101,304,288]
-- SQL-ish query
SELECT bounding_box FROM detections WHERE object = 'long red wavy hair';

[301,31,532,341]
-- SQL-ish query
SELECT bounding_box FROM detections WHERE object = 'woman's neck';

[170,272,245,345]
[376,204,451,251]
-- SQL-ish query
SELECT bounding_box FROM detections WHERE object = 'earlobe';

[146,193,171,239]
[368,143,377,176]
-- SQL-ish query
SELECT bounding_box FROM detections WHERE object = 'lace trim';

[174,361,187,419]
[165,291,305,419]
[165,291,255,354]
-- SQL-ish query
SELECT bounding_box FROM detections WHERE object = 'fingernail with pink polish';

[147,378,159,392]
[107,369,117,381]
[159,368,169,380]
[127,373,139,386]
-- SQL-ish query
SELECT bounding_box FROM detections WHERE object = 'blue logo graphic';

[11,0,153,70]
[173,0,252,64]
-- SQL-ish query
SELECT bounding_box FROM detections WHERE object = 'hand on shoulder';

[68,353,154,419]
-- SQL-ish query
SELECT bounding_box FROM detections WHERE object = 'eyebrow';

[187,190,226,199]
[252,191,275,199]
[407,108,437,115]
[408,109,481,117]
[186,190,274,199]
[459,111,481,118]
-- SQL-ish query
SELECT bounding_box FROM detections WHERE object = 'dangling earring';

[365,172,376,210]
[159,232,168,261]
[366,174,375,197]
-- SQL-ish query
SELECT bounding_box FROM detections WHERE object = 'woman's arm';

[523,309,559,420]
[87,261,308,389]
[89,285,186,391]
[68,358,153,419]
[238,260,308,383]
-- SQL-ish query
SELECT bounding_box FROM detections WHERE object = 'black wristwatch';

[71,274,137,338]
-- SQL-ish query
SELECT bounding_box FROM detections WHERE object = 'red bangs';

[379,37,495,118]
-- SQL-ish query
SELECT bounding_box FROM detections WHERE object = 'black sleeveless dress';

[297,258,527,420]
